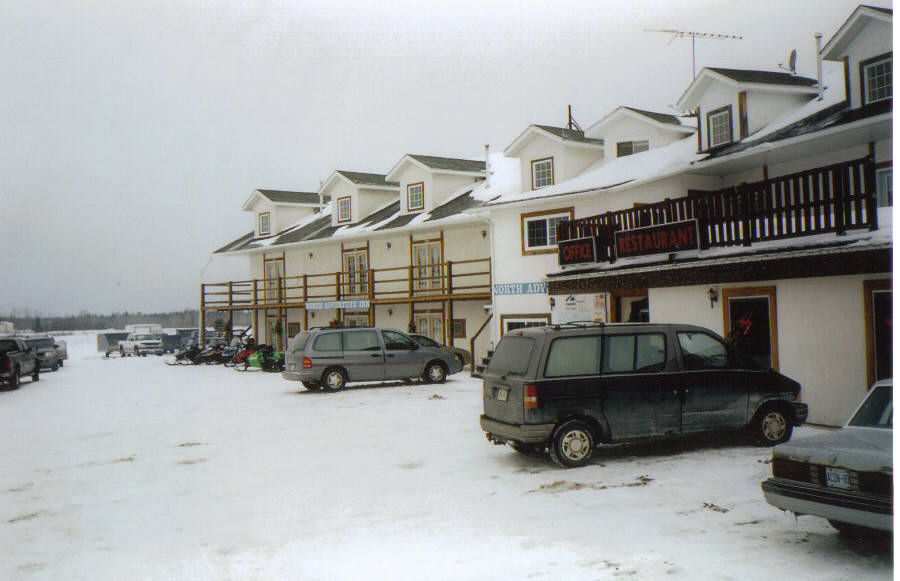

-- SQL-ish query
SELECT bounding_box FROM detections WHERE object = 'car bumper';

[480,415,555,444]
[282,370,315,382]
[791,402,809,425]
[761,477,893,531]
[36,359,59,369]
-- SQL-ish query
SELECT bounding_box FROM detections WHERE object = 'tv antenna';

[644,29,743,80]
[778,49,798,74]
[567,104,582,132]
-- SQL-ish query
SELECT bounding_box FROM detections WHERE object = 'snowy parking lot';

[1,333,892,580]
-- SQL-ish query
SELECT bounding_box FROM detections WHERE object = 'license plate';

[825,467,851,489]
[495,387,509,402]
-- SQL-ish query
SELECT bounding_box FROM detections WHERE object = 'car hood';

[774,427,892,473]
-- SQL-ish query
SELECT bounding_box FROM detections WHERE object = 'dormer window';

[707,105,733,148]
[407,182,424,211]
[258,212,271,236]
[616,140,649,157]
[531,158,554,189]
[337,196,352,223]
[862,53,892,105]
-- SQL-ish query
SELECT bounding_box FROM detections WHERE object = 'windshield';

[135,334,156,340]
[848,384,892,428]
[26,338,54,347]
[486,336,534,376]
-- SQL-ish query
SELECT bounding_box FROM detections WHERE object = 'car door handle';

[370,353,381,358]
[386,353,395,358]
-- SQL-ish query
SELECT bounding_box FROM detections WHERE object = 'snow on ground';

[0,333,892,580]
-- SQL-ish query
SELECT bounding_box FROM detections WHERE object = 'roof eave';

[821,6,893,61]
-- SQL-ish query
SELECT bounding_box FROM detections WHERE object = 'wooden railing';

[202,257,492,310]
[557,155,878,259]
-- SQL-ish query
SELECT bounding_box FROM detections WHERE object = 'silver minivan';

[283,327,463,392]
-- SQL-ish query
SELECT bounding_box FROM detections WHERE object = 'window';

[486,336,534,376]
[343,330,380,351]
[258,212,271,235]
[382,330,416,351]
[521,208,573,253]
[342,249,368,296]
[415,312,443,344]
[337,196,351,223]
[616,140,649,157]
[877,168,892,207]
[412,241,442,291]
[862,54,892,105]
[501,315,549,334]
[407,182,424,211]
[452,319,466,339]
[545,335,602,377]
[313,332,342,352]
[531,158,554,189]
[707,106,733,148]
[677,332,729,370]
[343,313,369,327]
[602,333,666,373]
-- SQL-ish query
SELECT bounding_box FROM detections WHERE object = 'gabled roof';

[821,5,893,61]
[586,106,695,136]
[676,67,819,110]
[386,154,486,181]
[319,169,400,195]
[503,124,604,156]
[241,189,326,211]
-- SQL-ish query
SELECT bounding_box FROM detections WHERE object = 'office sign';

[558,236,599,265]
[614,220,699,259]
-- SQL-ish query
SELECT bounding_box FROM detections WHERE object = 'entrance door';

[264,258,284,303]
[413,242,442,293]
[865,281,892,383]
[723,287,777,370]
[415,312,443,345]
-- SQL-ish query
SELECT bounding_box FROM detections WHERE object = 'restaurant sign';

[614,220,699,259]
[558,236,602,265]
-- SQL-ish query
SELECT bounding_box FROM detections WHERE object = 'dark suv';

[283,327,463,392]
[480,323,808,468]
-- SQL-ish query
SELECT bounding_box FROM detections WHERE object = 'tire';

[510,442,544,456]
[549,419,596,468]
[58,359,63,368]
[32,365,39,382]
[120,346,126,357]
[52,363,59,371]
[10,366,19,389]
[302,381,321,392]
[322,368,347,392]
[423,361,447,384]
[752,406,793,446]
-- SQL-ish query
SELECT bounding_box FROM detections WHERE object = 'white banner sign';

[305,300,370,310]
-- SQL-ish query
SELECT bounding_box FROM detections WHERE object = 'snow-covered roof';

[676,67,819,110]
[821,5,893,61]
[385,154,486,182]
[586,106,695,137]
[240,189,326,212]
[319,170,399,195]
[503,124,604,156]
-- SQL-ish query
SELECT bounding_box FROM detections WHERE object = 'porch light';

[386,242,392,249]
[388,308,393,316]
[707,288,719,309]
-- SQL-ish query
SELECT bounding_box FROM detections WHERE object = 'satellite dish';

[779,49,798,74]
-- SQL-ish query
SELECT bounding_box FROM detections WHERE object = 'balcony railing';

[202,257,492,310]
[557,155,878,259]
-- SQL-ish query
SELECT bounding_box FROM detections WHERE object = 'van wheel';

[58,359,63,367]
[753,406,792,446]
[32,365,39,382]
[423,361,447,384]
[549,420,595,468]
[10,366,19,389]
[322,368,347,392]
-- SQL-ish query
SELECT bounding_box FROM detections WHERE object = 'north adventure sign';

[614,220,699,259]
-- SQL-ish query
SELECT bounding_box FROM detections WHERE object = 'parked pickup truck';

[0,337,40,388]
[119,333,165,356]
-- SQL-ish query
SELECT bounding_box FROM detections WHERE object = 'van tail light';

[524,384,538,409]
[302,357,312,370]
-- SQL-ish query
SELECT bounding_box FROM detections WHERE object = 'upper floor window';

[862,54,892,105]
[707,105,733,148]
[407,182,425,211]
[877,167,892,207]
[521,207,573,254]
[258,212,271,236]
[531,157,554,189]
[616,140,649,157]
[337,196,351,223]
[342,248,368,296]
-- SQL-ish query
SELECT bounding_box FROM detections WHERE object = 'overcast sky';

[1,0,888,316]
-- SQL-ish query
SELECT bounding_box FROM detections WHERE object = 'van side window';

[677,332,729,370]
[313,332,343,352]
[343,330,381,351]
[545,335,602,377]
[382,330,416,351]
[602,333,666,373]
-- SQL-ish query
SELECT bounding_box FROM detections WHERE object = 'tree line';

[0,309,200,333]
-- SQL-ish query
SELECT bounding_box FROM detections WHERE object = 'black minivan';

[480,322,808,468]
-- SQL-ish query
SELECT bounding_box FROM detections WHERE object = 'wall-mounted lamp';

[707,287,719,309]
[308,252,314,259]
[386,242,392,249]
[388,308,393,316]
[481,230,487,239]
[310,311,315,319]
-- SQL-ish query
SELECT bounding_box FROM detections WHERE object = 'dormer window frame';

[706,105,734,149]
[531,157,555,190]
[407,182,425,212]
[860,52,892,106]
[616,139,650,158]
[337,196,352,223]
[258,211,271,236]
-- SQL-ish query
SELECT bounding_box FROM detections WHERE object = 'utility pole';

[644,29,743,81]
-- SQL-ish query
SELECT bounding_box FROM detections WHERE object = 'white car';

[761,379,892,534]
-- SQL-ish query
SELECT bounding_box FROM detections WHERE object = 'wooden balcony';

[202,257,492,311]
[557,155,878,260]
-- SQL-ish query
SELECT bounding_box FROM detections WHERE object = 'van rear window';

[487,336,534,376]
[288,332,310,352]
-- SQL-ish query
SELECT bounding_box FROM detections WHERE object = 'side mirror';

[410,343,419,351]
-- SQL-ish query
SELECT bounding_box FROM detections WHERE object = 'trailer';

[97,332,129,356]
